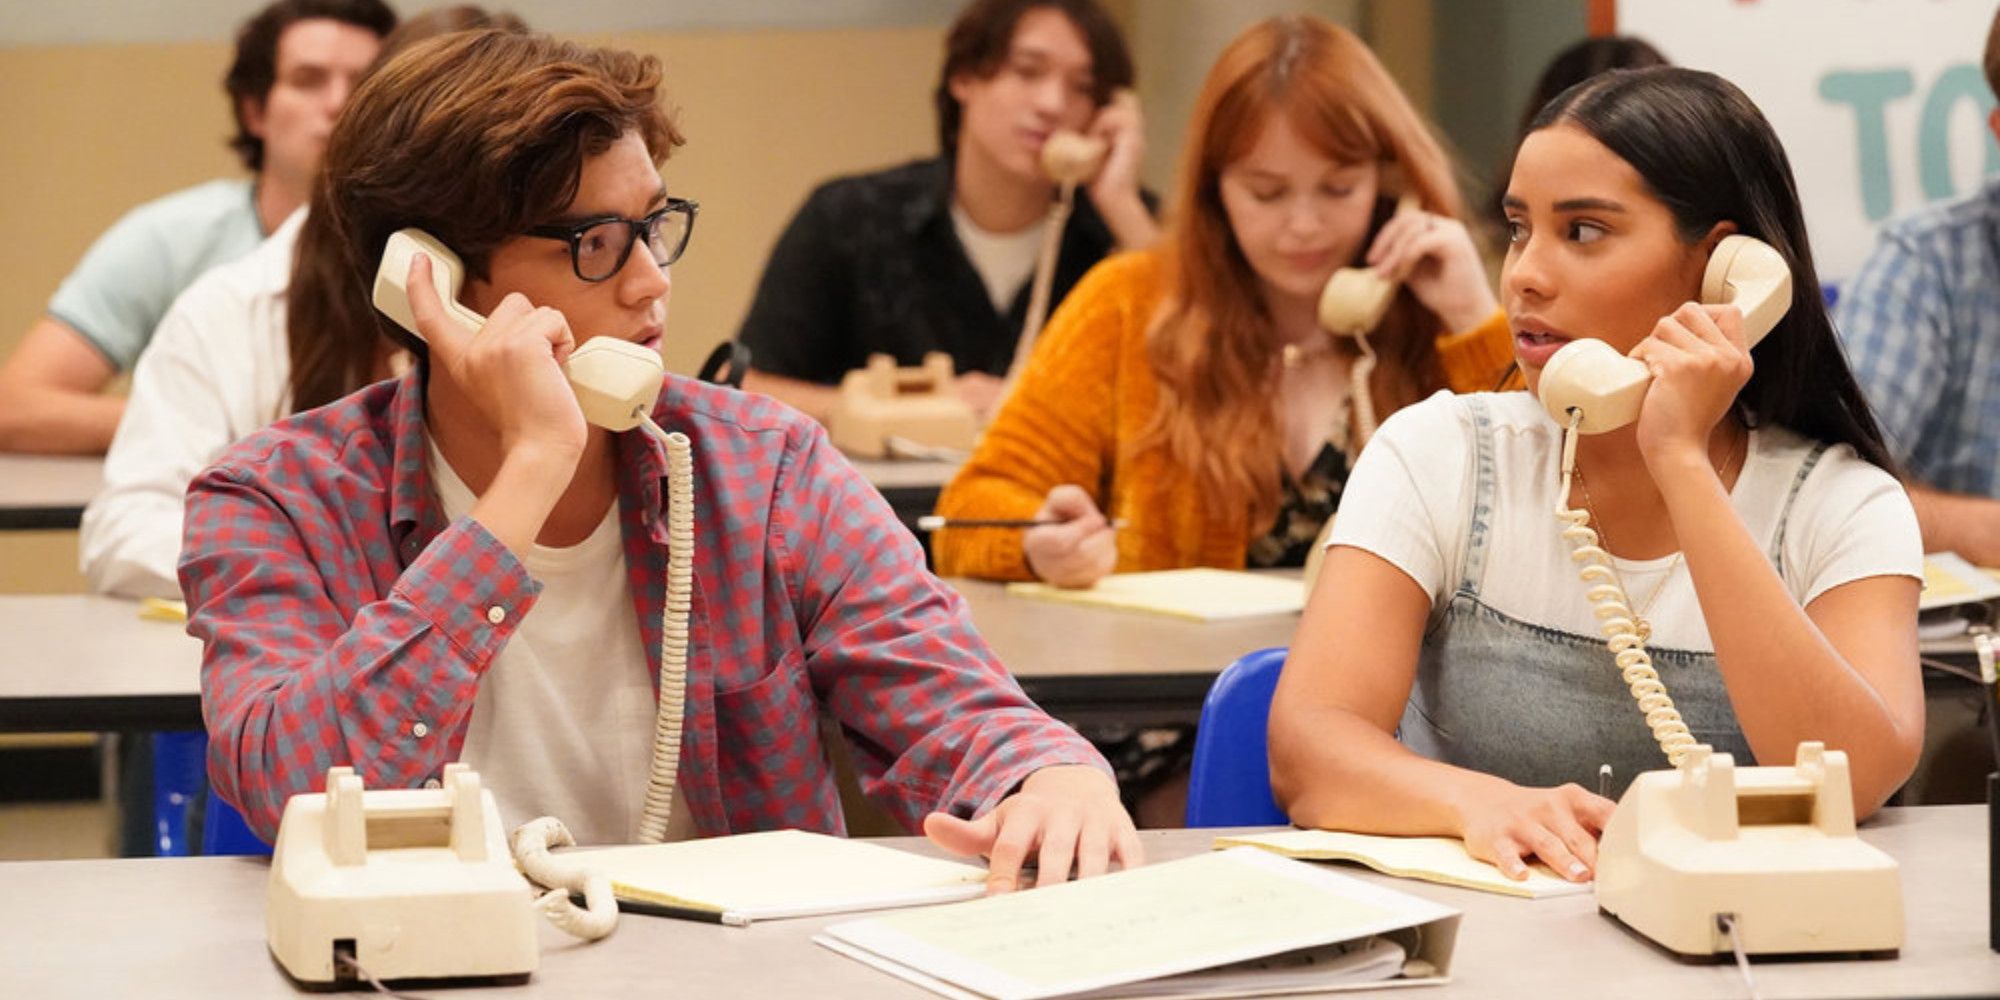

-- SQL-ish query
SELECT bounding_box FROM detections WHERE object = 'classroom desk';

[948,577,1297,726]
[0,453,103,530]
[0,595,199,733]
[4,805,1991,999]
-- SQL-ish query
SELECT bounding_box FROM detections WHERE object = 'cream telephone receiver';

[1539,234,1792,434]
[1314,195,1422,450]
[265,230,707,977]
[1005,127,1113,387]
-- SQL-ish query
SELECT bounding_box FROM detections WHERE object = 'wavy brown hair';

[1135,15,1465,532]
[287,29,682,412]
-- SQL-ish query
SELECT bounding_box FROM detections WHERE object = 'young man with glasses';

[0,0,395,455]
[179,30,1138,891]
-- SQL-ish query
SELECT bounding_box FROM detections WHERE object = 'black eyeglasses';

[525,197,698,282]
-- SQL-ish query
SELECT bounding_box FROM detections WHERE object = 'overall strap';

[1767,440,1833,574]
[1456,395,1501,597]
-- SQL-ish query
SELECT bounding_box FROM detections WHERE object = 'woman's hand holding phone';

[1364,208,1495,332]
[1022,484,1117,588]
[1627,302,1753,475]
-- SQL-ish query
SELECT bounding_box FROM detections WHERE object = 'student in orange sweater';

[935,15,1513,585]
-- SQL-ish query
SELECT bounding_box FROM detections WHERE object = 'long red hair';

[1135,15,1466,532]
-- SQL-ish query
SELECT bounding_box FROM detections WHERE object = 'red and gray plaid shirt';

[181,369,1105,841]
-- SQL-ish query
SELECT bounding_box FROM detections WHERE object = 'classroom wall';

[0,24,946,383]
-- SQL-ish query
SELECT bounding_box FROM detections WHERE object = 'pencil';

[916,516,1128,531]
[571,893,748,927]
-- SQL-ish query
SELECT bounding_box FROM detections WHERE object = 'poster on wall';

[1615,0,1998,283]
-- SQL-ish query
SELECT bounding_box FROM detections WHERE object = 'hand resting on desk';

[923,764,1142,893]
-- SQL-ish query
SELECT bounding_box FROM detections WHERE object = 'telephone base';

[1594,744,1903,958]
[1597,906,1900,963]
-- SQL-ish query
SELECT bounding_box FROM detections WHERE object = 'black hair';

[1530,66,1896,472]
[933,0,1133,155]
[1490,36,1668,237]
[225,0,398,172]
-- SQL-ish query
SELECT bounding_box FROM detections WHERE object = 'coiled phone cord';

[636,414,693,845]
[1556,411,1703,767]
[510,413,694,941]
[1349,334,1380,450]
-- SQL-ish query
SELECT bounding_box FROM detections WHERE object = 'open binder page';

[572,829,986,922]
[1213,829,1588,899]
[816,847,1458,1000]
[1918,552,2000,612]
[1004,569,1306,623]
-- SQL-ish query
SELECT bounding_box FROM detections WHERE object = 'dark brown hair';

[1136,15,1464,533]
[286,29,682,412]
[933,0,1133,154]
[224,0,397,172]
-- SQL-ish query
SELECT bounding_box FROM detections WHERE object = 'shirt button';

[422,778,442,790]
[411,721,430,739]
[486,605,506,625]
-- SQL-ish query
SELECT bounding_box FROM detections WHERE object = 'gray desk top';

[0,453,103,529]
[0,580,1296,732]
[3,806,1992,999]
[0,594,200,731]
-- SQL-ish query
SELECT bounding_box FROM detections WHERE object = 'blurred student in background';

[1836,6,2000,567]
[81,6,529,601]
[738,0,1157,424]
[0,0,394,455]
[934,15,1511,587]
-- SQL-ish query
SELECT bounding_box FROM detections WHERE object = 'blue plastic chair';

[150,730,272,856]
[203,787,271,856]
[1184,647,1291,827]
[150,730,207,856]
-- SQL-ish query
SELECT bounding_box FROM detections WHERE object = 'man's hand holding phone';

[405,253,582,555]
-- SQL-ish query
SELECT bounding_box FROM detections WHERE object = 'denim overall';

[1397,396,1827,798]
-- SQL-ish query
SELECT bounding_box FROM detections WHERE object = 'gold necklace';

[1280,334,1338,369]
[1572,430,1744,644]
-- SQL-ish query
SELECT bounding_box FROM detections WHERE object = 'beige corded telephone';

[264,230,702,984]
[1535,234,1904,958]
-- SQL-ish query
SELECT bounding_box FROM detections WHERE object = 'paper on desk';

[1213,829,1589,899]
[817,848,1457,1000]
[570,829,986,923]
[1005,569,1305,623]
[137,597,188,623]
[1919,552,2000,612]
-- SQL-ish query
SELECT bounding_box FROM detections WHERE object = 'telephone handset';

[1538,234,1792,434]
[355,229,699,947]
[1040,129,1109,186]
[373,229,668,432]
[1311,195,1422,450]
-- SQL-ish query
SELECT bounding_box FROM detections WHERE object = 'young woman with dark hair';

[1270,66,1923,884]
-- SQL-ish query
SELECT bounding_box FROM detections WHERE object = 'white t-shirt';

[1329,391,1923,651]
[951,202,1045,312]
[429,440,694,845]
[81,209,304,599]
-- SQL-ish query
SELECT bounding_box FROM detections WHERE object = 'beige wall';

[0,25,945,379]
